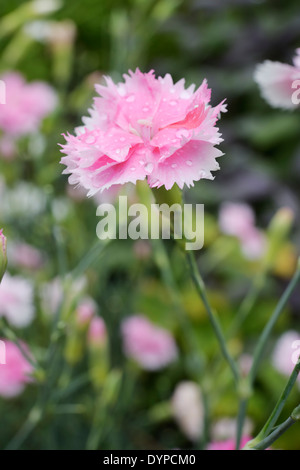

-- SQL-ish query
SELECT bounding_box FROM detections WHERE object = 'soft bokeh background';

[0,0,299,450]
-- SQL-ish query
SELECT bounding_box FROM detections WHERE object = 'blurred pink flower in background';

[9,242,44,271]
[254,49,300,109]
[206,435,251,450]
[88,316,107,345]
[60,68,225,194]
[171,381,204,442]
[76,297,97,326]
[0,273,35,327]
[40,277,63,316]
[219,202,266,260]
[0,340,33,398]
[212,417,253,442]
[121,315,177,370]
[41,276,87,316]
[0,72,57,137]
[272,330,300,382]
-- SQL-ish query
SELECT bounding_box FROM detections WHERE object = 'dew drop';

[115,149,121,154]
[85,135,96,144]
[144,162,153,174]
[171,163,177,169]
[126,95,135,103]
[139,160,145,166]
[176,130,189,139]
[119,137,126,142]
[142,107,149,112]
[170,100,177,106]
[186,160,192,166]
[130,167,136,171]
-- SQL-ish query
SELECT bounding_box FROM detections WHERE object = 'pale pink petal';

[0,340,33,398]
[121,315,177,370]
[254,60,300,109]
[148,140,222,190]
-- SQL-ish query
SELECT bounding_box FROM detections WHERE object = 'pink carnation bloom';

[206,435,251,450]
[272,331,300,383]
[254,49,300,109]
[88,316,107,344]
[0,340,33,398]
[121,315,178,370]
[219,202,266,260]
[0,72,57,137]
[0,272,35,328]
[60,69,225,194]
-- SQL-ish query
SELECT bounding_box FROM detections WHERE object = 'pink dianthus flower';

[254,49,300,109]
[60,69,225,194]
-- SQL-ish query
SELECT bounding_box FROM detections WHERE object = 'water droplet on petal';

[126,95,135,103]
[139,160,145,166]
[170,100,177,106]
[144,162,153,174]
[186,160,192,166]
[171,163,177,169]
[130,167,136,171]
[142,107,149,113]
[116,149,121,154]
[120,137,126,142]
[85,135,96,144]
[176,130,189,139]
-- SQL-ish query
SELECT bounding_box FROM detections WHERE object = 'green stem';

[0,318,39,369]
[187,251,240,385]
[236,398,248,449]
[228,271,267,339]
[257,359,300,440]
[5,406,42,450]
[250,265,300,384]
[237,260,300,447]
[246,416,296,450]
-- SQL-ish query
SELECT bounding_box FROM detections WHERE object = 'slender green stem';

[237,260,300,448]
[5,406,42,450]
[257,359,300,440]
[152,238,206,371]
[246,416,297,450]
[187,251,240,385]
[0,318,39,369]
[228,271,267,339]
[236,398,248,449]
[250,261,300,385]
[71,238,110,279]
